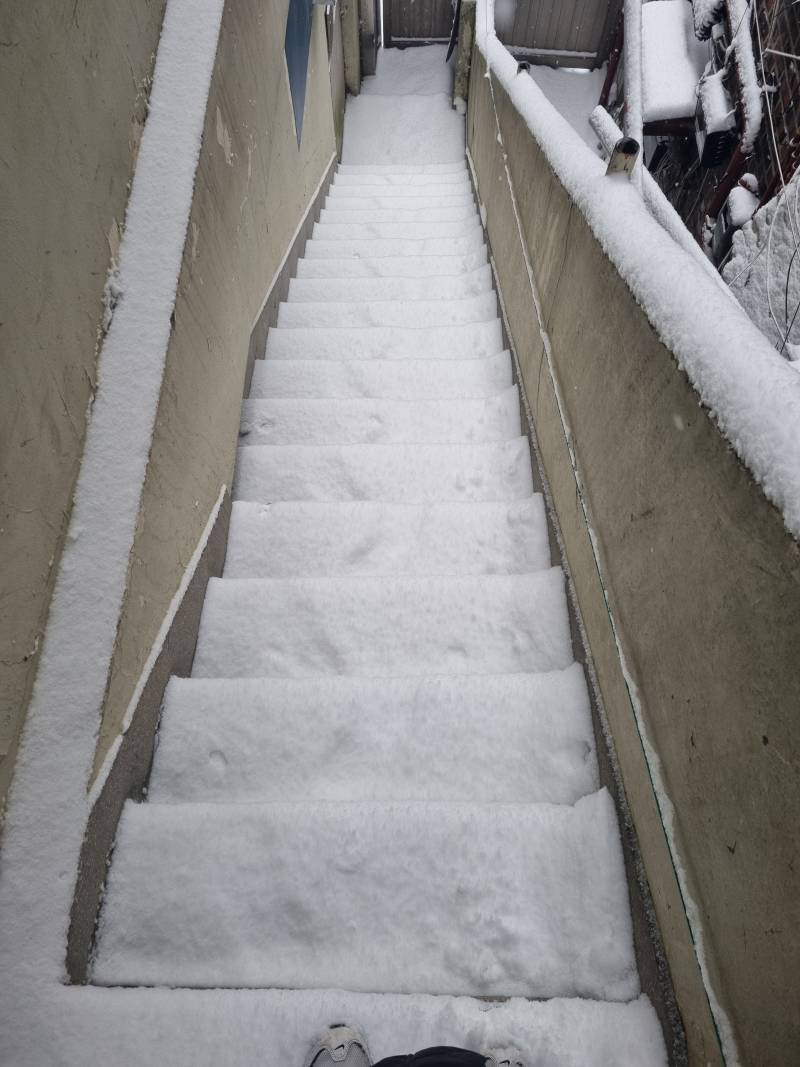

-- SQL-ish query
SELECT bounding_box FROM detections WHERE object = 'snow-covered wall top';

[474,0,800,542]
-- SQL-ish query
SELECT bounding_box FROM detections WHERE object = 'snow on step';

[265,322,503,361]
[248,353,514,400]
[332,171,471,188]
[191,571,572,679]
[148,666,596,806]
[93,791,638,1000]
[304,233,484,258]
[223,497,551,578]
[313,220,481,241]
[287,266,492,303]
[320,205,477,224]
[277,295,497,330]
[296,251,488,279]
[337,162,467,174]
[325,191,474,209]
[234,439,533,504]
[238,389,521,447]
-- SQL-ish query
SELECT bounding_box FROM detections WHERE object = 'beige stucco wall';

[0,0,166,811]
[468,51,800,1067]
[92,0,341,774]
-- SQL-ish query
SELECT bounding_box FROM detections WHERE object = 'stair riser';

[313,221,482,240]
[287,266,492,303]
[264,321,504,361]
[238,388,521,446]
[222,497,551,578]
[304,234,485,258]
[276,295,498,329]
[248,354,514,400]
[233,439,534,505]
[295,251,488,278]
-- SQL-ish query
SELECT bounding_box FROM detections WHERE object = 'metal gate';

[383,0,454,47]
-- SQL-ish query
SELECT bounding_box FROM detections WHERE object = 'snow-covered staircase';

[91,48,667,1065]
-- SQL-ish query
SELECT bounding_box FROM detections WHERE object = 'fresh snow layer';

[528,66,606,150]
[3,986,667,1067]
[361,44,453,96]
[148,667,596,805]
[288,265,492,302]
[313,220,483,240]
[343,97,465,165]
[320,204,478,223]
[265,322,503,361]
[641,1,708,122]
[295,251,488,279]
[238,389,521,446]
[0,0,226,997]
[191,571,573,678]
[333,171,470,187]
[338,163,467,174]
[304,233,486,258]
[94,791,637,1000]
[325,190,474,208]
[249,353,514,399]
[234,439,534,503]
[477,0,800,539]
[223,498,551,578]
[276,294,497,329]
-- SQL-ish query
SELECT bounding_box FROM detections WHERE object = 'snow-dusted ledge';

[475,0,800,543]
[0,0,225,990]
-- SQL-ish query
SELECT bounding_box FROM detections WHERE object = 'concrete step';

[319,205,477,224]
[287,265,492,302]
[248,353,514,400]
[93,791,638,999]
[233,438,534,504]
[276,295,497,330]
[148,666,597,805]
[295,250,488,278]
[190,570,572,679]
[222,497,551,578]
[264,321,503,361]
[313,220,482,240]
[326,189,474,207]
[337,162,467,174]
[303,233,484,258]
[238,388,521,446]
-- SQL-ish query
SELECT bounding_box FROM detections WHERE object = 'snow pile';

[361,43,453,95]
[724,172,800,354]
[641,1,708,122]
[692,0,726,38]
[697,68,735,134]
[726,173,759,227]
[475,0,800,542]
[729,0,762,152]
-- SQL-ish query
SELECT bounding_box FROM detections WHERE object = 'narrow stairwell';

[91,49,667,1064]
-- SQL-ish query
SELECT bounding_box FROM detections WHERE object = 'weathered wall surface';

[92,0,341,774]
[468,51,800,1067]
[0,0,166,810]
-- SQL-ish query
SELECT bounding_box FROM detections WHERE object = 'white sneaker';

[305,1025,371,1067]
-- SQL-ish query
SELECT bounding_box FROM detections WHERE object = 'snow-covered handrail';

[473,0,800,542]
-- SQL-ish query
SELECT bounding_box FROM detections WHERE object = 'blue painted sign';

[285,0,315,144]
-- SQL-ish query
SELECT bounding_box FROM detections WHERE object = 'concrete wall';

[0,0,167,811]
[467,50,800,1067]
[92,0,342,776]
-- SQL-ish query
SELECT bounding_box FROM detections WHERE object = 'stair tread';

[238,388,521,446]
[304,234,484,258]
[93,790,638,1000]
[265,320,503,360]
[248,353,514,399]
[223,497,551,578]
[337,161,467,174]
[277,295,497,329]
[191,570,571,679]
[326,189,474,205]
[287,265,492,302]
[320,206,477,223]
[295,251,488,278]
[148,666,597,805]
[313,220,482,240]
[233,438,534,504]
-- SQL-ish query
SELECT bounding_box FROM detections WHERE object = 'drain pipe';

[622,0,644,190]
